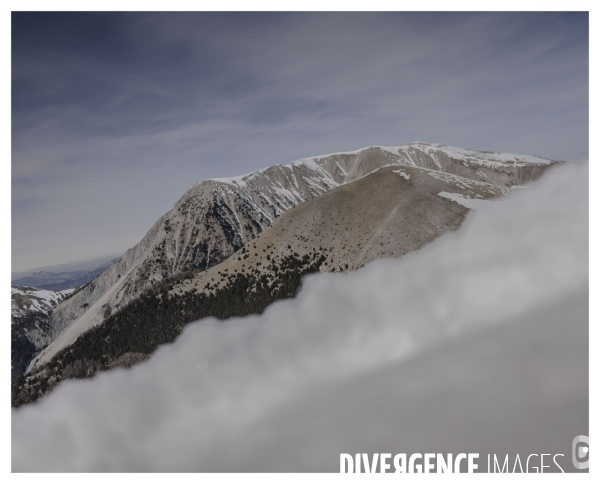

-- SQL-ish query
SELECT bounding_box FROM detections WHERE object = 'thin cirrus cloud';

[11,12,588,271]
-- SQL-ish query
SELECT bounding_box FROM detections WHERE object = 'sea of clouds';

[12,163,588,472]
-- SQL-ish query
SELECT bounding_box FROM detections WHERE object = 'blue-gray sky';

[11,12,588,271]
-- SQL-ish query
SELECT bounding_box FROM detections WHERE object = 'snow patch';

[438,191,498,210]
[393,169,411,181]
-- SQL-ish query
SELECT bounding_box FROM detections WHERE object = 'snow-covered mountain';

[30,142,557,370]
[11,286,74,378]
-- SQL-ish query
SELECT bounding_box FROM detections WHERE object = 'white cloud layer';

[12,163,588,472]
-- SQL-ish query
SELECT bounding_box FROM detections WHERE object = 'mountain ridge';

[13,164,518,404]
[29,142,557,370]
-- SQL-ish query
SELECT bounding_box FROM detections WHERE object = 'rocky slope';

[30,142,556,369]
[174,164,513,296]
[11,287,74,378]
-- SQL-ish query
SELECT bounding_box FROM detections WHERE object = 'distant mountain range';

[11,259,118,291]
[12,142,559,406]
[11,254,121,281]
